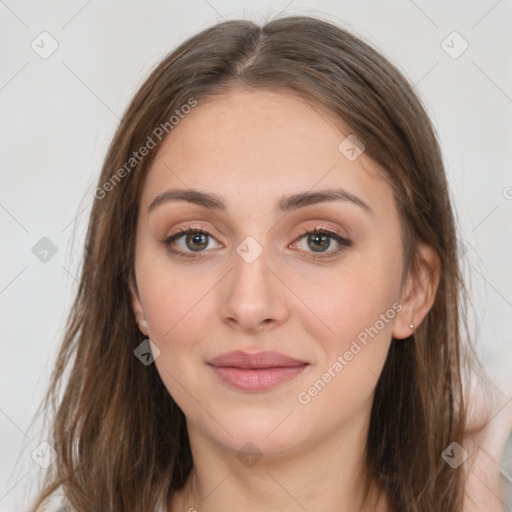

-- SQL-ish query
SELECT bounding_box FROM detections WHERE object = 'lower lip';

[208,364,308,391]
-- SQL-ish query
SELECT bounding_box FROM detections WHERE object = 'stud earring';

[409,323,415,330]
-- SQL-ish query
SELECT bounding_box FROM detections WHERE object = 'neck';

[170,404,389,512]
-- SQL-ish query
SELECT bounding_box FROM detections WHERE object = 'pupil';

[309,233,330,252]
[186,232,208,251]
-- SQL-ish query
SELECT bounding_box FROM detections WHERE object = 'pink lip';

[207,350,309,391]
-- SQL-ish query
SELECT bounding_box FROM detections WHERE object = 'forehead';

[140,89,394,215]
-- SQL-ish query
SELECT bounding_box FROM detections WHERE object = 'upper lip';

[207,350,308,369]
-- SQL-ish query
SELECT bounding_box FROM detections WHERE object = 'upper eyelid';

[166,225,345,241]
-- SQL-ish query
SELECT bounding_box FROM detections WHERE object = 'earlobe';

[130,285,149,336]
[392,243,441,340]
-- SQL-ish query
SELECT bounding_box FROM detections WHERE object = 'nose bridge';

[220,234,288,330]
[233,236,269,291]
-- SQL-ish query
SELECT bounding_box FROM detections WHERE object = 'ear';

[392,242,441,340]
[130,284,149,336]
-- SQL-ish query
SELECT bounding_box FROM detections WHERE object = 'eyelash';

[161,225,352,261]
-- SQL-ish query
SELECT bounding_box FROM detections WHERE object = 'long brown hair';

[30,15,487,511]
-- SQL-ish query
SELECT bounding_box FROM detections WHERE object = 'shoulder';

[463,376,512,512]
[501,435,512,509]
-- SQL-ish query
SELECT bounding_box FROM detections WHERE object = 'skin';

[464,375,512,512]
[131,89,440,512]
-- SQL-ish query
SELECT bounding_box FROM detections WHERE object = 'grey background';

[1,1,511,510]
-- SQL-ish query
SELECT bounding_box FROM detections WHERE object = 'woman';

[31,15,510,512]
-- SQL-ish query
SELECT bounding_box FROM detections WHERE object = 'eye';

[161,225,352,261]
[162,225,221,259]
[292,227,352,259]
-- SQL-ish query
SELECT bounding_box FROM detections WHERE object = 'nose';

[219,242,290,334]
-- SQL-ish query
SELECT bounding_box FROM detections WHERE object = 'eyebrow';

[148,187,373,215]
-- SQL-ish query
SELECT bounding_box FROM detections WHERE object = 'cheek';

[292,258,401,348]
[141,276,214,347]
[137,264,215,410]
[135,241,215,342]
[289,254,401,411]
[310,281,395,382]
[293,273,398,427]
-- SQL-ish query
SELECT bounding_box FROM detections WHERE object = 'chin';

[209,410,313,456]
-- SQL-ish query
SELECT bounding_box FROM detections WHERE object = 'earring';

[409,323,415,331]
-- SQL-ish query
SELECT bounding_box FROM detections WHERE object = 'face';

[131,89,410,457]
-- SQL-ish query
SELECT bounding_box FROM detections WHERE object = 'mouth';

[207,350,309,392]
